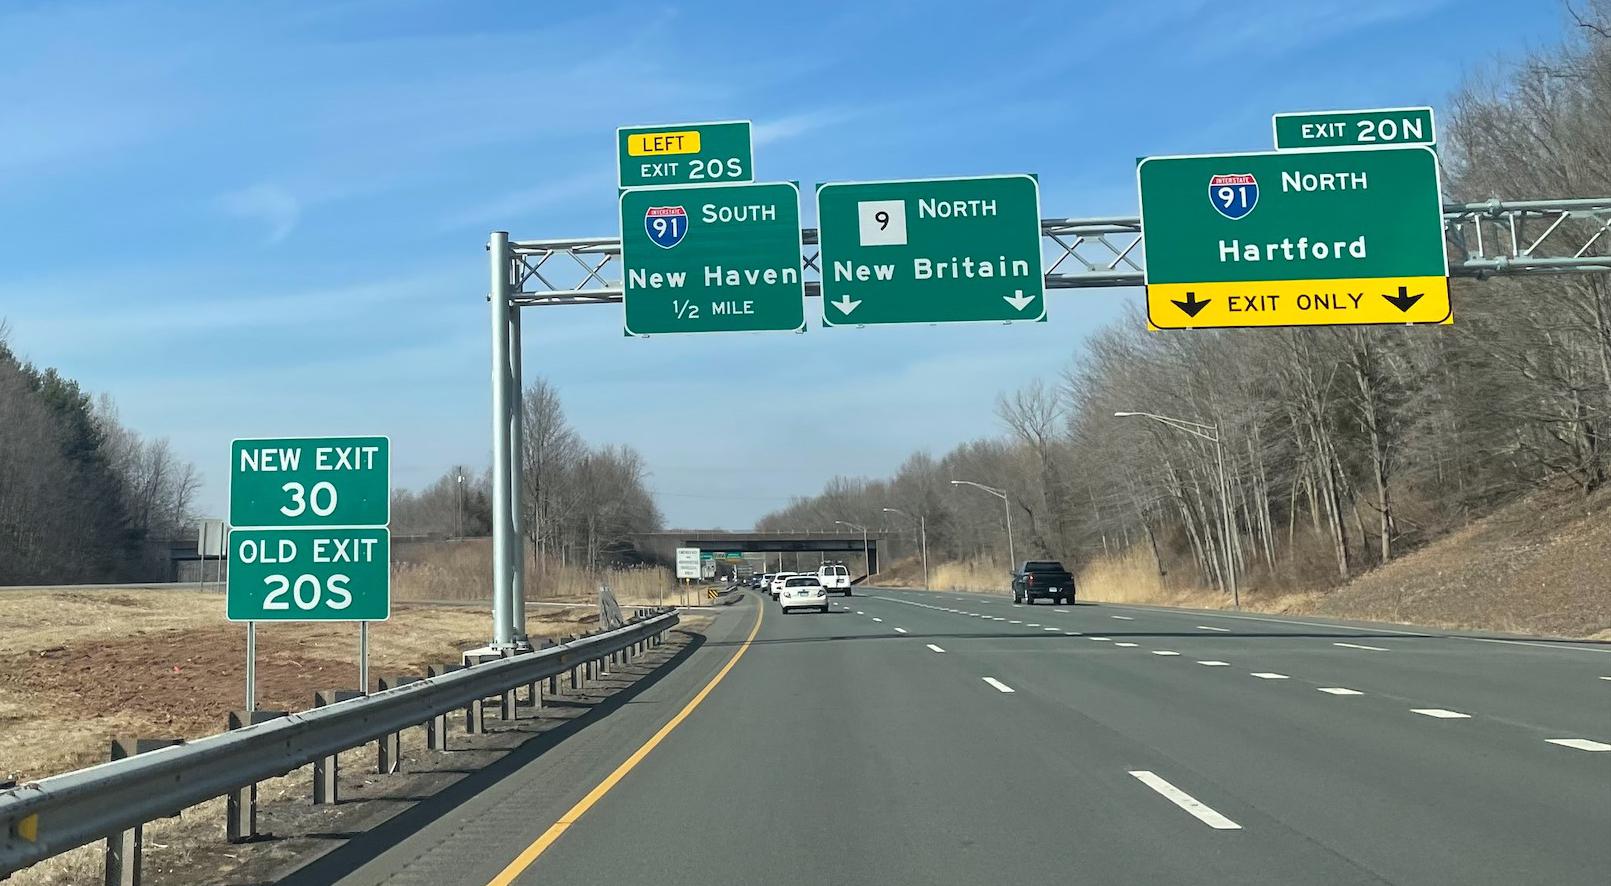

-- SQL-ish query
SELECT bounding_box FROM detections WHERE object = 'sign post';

[1137,146,1449,330]
[675,547,701,579]
[1273,107,1435,151]
[816,175,1045,326]
[228,436,392,698]
[620,181,805,335]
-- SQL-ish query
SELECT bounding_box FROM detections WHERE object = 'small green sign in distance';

[230,436,389,528]
[617,121,754,189]
[816,175,1045,326]
[227,528,390,621]
[1273,107,1435,150]
[1137,146,1450,329]
[620,181,805,335]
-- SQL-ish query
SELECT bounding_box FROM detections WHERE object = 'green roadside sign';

[620,181,805,335]
[815,175,1045,326]
[229,436,389,528]
[1273,107,1435,150]
[617,121,753,189]
[228,529,390,621]
[1137,146,1450,330]
[228,435,391,622]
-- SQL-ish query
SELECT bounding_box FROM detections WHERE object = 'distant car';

[779,575,829,613]
[817,563,852,596]
[768,572,798,600]
[749,574,766,589]
[1011,560,1075,605]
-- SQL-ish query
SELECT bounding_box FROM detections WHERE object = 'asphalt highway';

[312,587,1611,886]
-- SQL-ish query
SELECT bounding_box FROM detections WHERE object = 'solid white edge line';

[1128,770,1242,830]
[982,677,1015,693]
[926,644,946,653]
[1411,708,1471,718]
[1546,738,1611,751]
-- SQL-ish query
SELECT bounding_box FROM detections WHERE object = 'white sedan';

[778,576,829,613]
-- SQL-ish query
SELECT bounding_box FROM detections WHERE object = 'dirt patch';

[0,590,589,782]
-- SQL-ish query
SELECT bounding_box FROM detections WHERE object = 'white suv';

[768,572,797,600]
[817,563,852,596]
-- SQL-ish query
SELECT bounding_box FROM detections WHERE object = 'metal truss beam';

[505,198,1611,306]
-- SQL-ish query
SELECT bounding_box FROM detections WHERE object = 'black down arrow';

[1172,290,1210,318]
[1383,285,1423,312]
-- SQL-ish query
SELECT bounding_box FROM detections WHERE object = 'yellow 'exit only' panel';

[1146,276,1450,330]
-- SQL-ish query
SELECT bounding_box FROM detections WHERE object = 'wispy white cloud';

[218,183,301,243]
[1182,0,1454,63]
[753,109,858,149]
[437,168,616,233]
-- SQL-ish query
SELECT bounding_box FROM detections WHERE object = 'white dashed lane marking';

[1412,708,1471,719]
[1053,608,1069,613]
[1114,642,1140,648]
[1128,771,1242,830]
[872,617,883,623]
[1089,636,1112,641]
[856,611,865,615]
[1198,661,1230,666]
[1251,672,1289,680]
[1334,642,1389,651]
[982,677,1016,693]
[1026,623,1040,627]
[926,644,946,653]
[1152,650,1181,656]
[1111,615,1134,620]
[893,627,907,634]
[1009,620,1023,625]
[1317,687,1363,696]
[1043,627,1060,632]
[1546,738,1611,752]
[1197,625,1230,632]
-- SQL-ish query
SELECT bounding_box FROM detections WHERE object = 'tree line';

[760,6,1611,595]
[0,326,201,584]
[391,377,663,577]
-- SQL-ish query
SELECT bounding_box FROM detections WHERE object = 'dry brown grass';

[392,538,676,606]
[928,558,1011,593]
[0,589,588,783]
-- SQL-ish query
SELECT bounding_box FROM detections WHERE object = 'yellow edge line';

[485,601,764,886]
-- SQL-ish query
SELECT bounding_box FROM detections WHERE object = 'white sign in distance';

[675,547,702,579]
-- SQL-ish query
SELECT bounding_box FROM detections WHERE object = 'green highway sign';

[227,528,390,621]
[1273,107,1435,150]
[230,436,389,528]
[617,121,753,189]
[815,175,1045,326]
[1137,146,1450,329]
[620,181,805,335]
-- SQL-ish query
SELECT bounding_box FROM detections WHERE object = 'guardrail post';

[226,711,286,843]
[313,690,362,804]
[103,738,181,886]
[426,664,457,750]
[377,678,416,773]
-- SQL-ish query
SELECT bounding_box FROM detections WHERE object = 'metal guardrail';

[0,608,679,878]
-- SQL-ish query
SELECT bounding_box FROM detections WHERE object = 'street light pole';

[949,480,1015,569]
[1114,411,1238,608]
[882,507,929,590]
[834,520,870,580]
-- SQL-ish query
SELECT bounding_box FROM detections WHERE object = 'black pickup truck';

[1011,560,1075,605]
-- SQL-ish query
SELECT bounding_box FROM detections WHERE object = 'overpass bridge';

[634,530,891,576]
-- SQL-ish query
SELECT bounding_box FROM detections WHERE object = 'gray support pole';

[1216,436,1239,609]
[1003,495,1016,570]
[489,231,514,649]
[244,622,256,712]
[358,622,369,693]
[510,309,528,647]
[920,514,930,590]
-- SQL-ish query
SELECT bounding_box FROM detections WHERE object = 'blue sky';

[0,0,1565,528]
